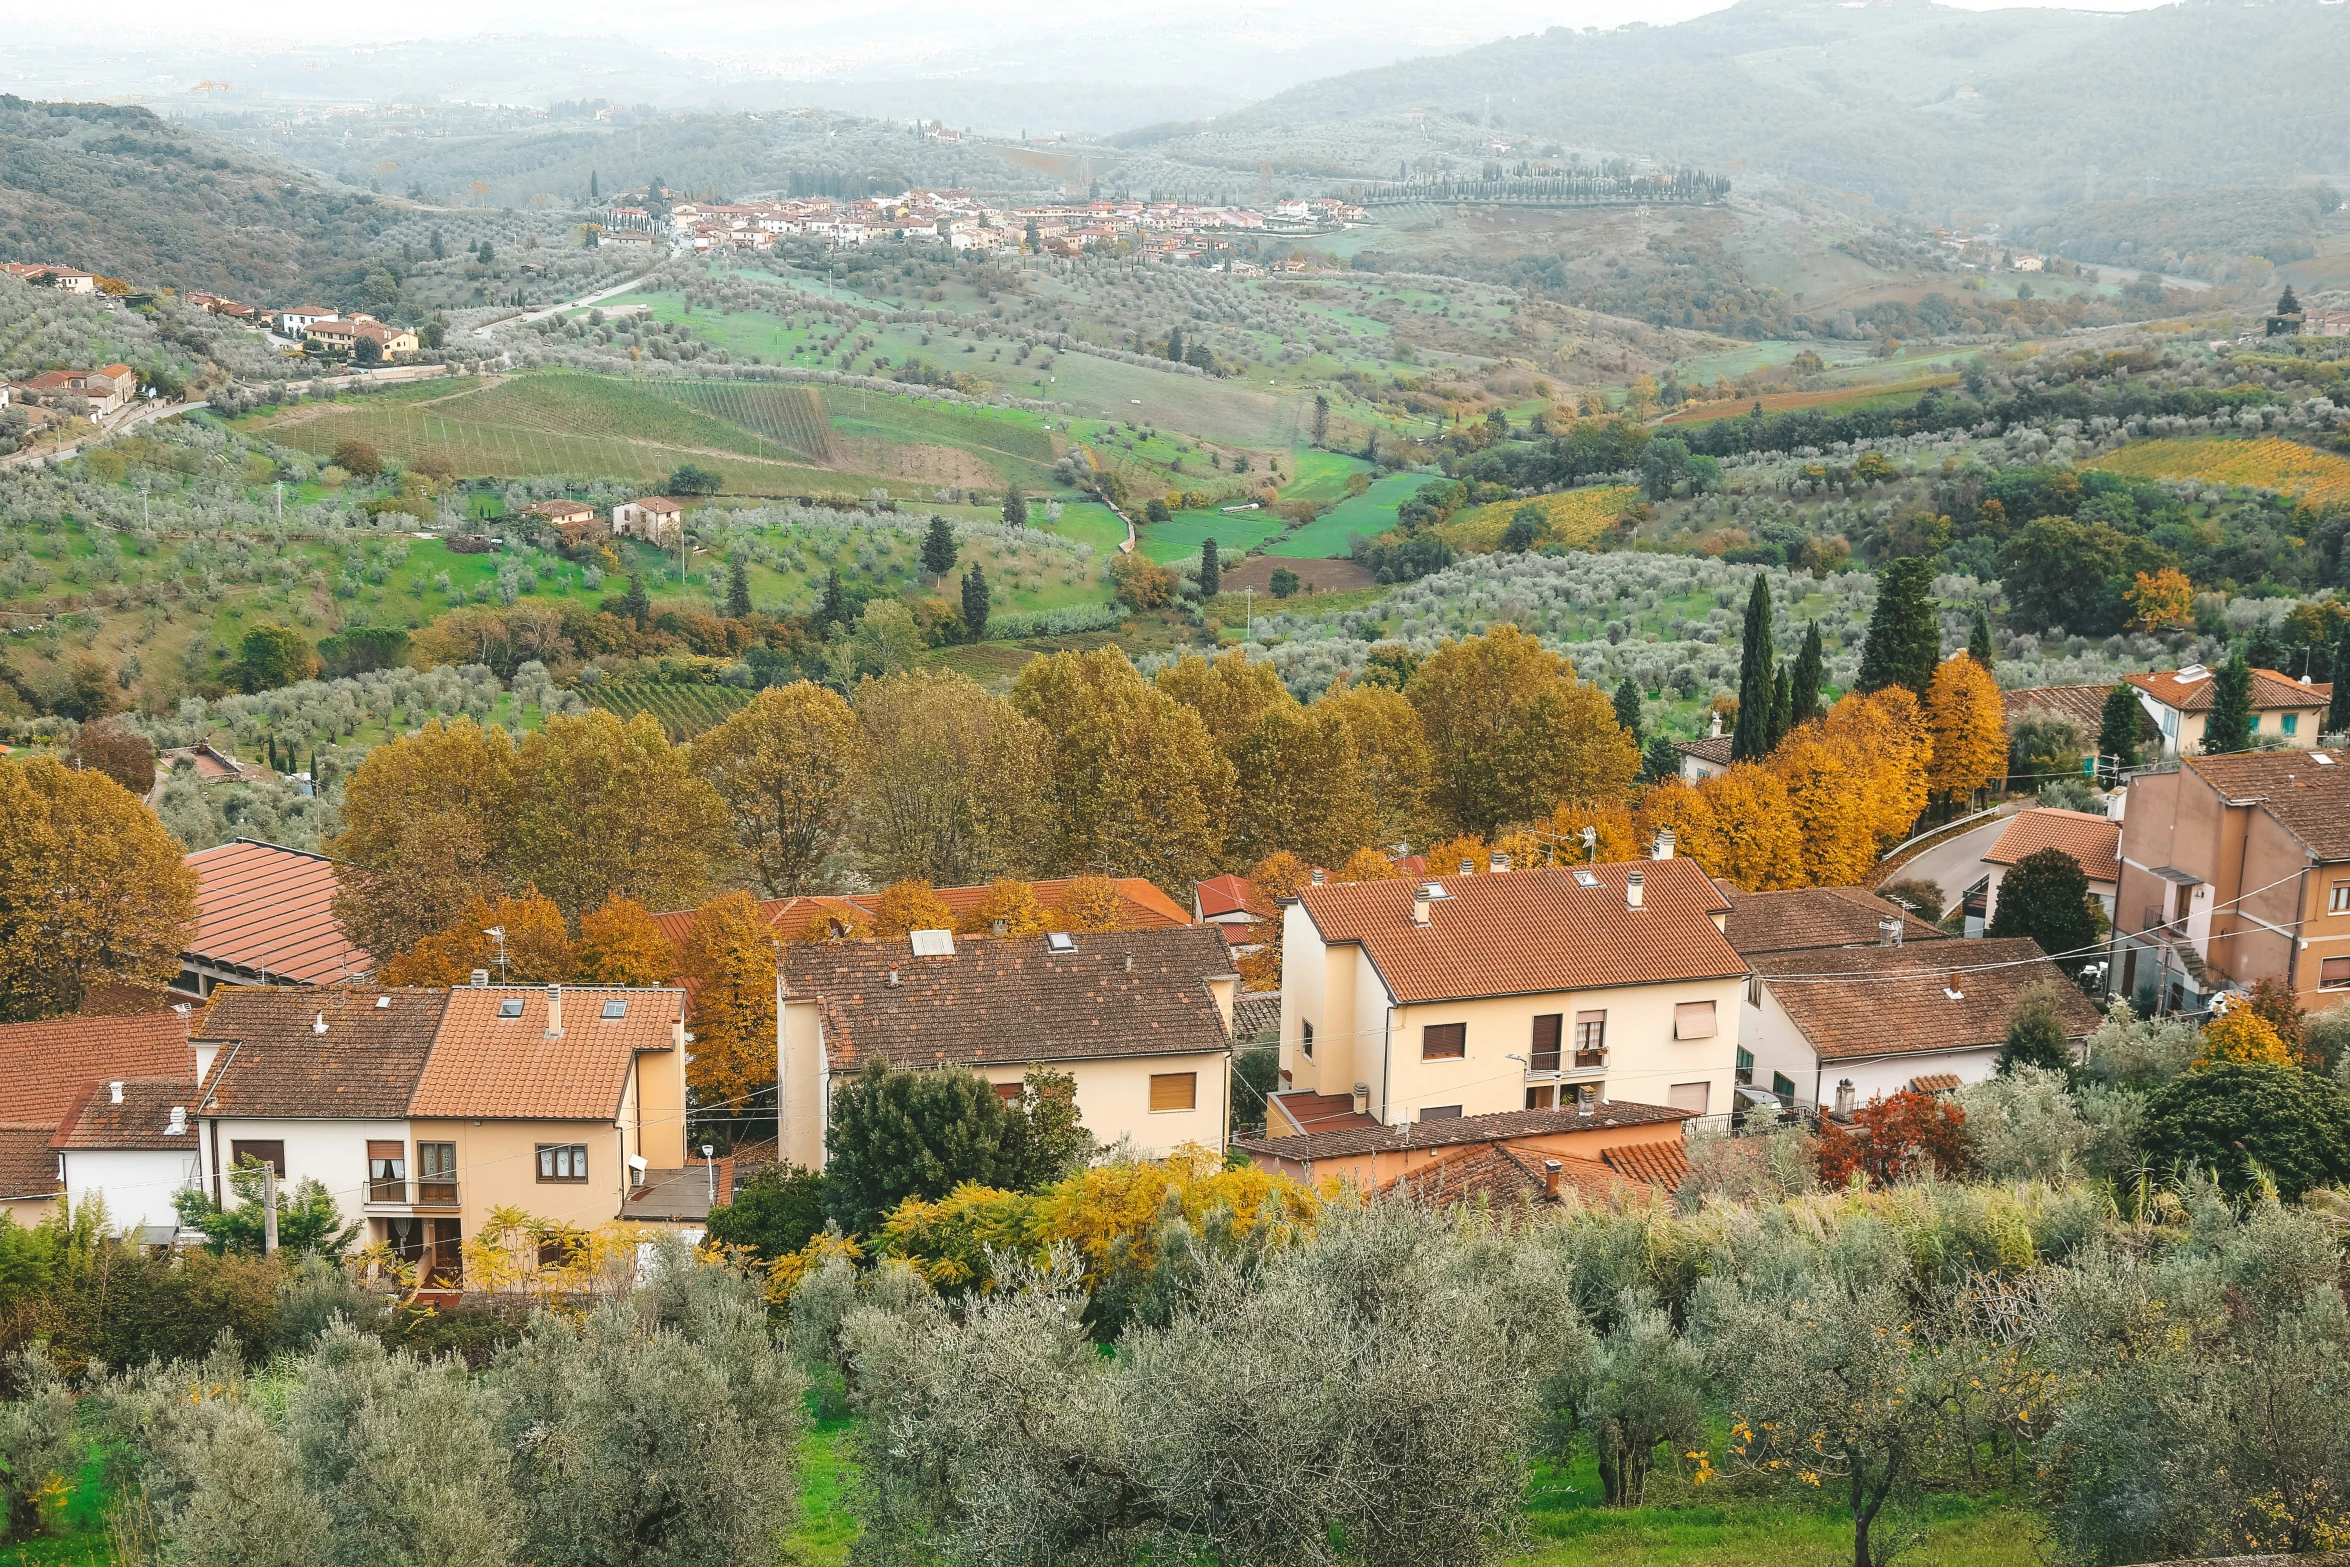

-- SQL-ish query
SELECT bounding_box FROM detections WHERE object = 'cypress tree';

[1769,666,1794,749]
[1790,622,1826,725]
[1968,606,1994,666]
[1167,325,1184,362]
[817,568,848,630]
[1612,677,1644,747]
[1857,557,1939,697]
[726,555,752,619]
[1199,537,1221,597]
[2203,642,2255,755]
[960,564,990,643]
[2098,682,2143,775]
[1002,490,1029,527]
[921,514,957,584]
[621,575,651,630]
[1731,575,1775,761]
[2330,621,2350,736]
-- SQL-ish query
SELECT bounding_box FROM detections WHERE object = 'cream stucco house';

[1273,856,1746,1132]
[777,926,1239,1167]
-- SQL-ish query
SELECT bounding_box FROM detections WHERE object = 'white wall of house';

[64,1148,203,1233]
[200,1117,410,1213]
[1741,984,2001,1105]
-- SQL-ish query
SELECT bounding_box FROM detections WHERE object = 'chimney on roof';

[1576,1083,1596,1117]
[1310,867,1325,885]
[1947,972,1966,999]
[1878,917,1904,948]
[1490,851,1512,873]
[1543,1158,1562,1199]
[992,917,1009,937]
[1459,858,1474,875]
[470,969,490,987]
[109,1081,124,1105]
[1626,869,1645,909]
[1652,829,1675,861]
[1834,1079,1856,1116]
[1352,1082,1369,1112]
[165,1106,186,1136]
[1412,891,1432,926]
[545,984,563,1040]
[312,1012,328,1035]
[886,966,901,988]
[1124,952,1134,972]
[1709,711,1722,739]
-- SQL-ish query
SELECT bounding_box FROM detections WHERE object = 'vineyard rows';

[2093,436,2350,507]
[585,680,752,739]
[664,382,838,463]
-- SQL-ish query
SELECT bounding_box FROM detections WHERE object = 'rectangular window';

[1300,1019,1315,1060]
[1771,1072,1797,1103]
[365,1140,406,1202]
[993,1082,1024,1103]
[416,1142,457,1205]
[1573,1010,1607,1067]
[1525,1085,1555,1110]
[1421,1022,1466,1060]
[1747,974,1762,1007]
[1675,1001,1718,1040]
[1419,1105,1462,1121]
[2332,882,2350,915]
[2285,714,2300,736]
[1668,1081,1712,1115]
[536,1144,589,1183]
[2323,958,2350,990]
[1736,1046,1755,1086]
[230,1140,285,1177]
[1148,1072,1198,1113]
[1529,1014,1562,1072]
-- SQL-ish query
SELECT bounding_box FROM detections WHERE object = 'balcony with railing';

[361,1177,461,1211]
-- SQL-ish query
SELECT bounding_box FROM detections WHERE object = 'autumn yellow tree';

[0,758,198,1021]
[1335,846,1401,882]
[871,879,958,937]
[1407,626,1638,837]
[1924,655,2009,808]
[1545,799,1642,866]
[2127,567,2194,633]
[1822,688,1932,849]
[1054,876,1130,932]
[1317,682,1432,849]
[694,682,863,896]
[1011,649,1232,895]
[1224,703,1379,871]
[788,902,873,944]
[511,709,732,923]
[960,879,1052,937]
[1248,851,1310,902]
[1422,835,1489,877]
[675,890,780,1102]
[852,669,1049,887]
[1154,650,1293,746]
[329,718,522,960]
[378,890,574,986]
[575,895,676,987]
[2194,1006,2297,1069]
[1768,722,1878,888]
[1641,766,1804,891]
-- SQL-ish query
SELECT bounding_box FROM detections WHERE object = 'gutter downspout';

[1378,1004,1395,1128]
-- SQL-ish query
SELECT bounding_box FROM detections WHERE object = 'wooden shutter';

[230,1140,286,1176]
[2324,957,2350,989]
[1421,1022,1466,1060]
[1667,1081,1711,1114]
[993,1082,1025,1102]
[1530,1014,1562,1069]
[1149,1072,1197,1112]
[1674,1001,1718,1039]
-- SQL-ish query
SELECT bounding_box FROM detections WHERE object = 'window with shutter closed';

[2324,958,2350,989]
[1421,1022,1466,1060]
[1149,1072,1197,1112]
[1529,1014,1561,1071]
[1675,1001,1718,1039]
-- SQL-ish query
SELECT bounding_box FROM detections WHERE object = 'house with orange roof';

[1275,847,1746,1134]
[14,364,137,415]
[0,1011,196,1224]
[174,839,372,1000]
[1981,806,2121,924]
[2127,664,2331,756]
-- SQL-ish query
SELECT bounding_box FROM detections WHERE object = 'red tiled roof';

[1750,939,2101,1063]
[622,1158,734,1222]
[0,1128,60,1202]
[0,1012,192,1125]
[184,839,372,985]
[1231,1100,1693,1163]
[1674,735,1734,765]
[1194,873,1266,921]
[410,987,682,1120]
[1985,808,2121,883]
[1267,1089,1377,1137]
[1385,1144,1627,1207]
[659,877,1192,952]
[2002,684,2120,738]
[2184,748,2350,862]
[54,1079,200,1150]
[194,986,447,1119]
[1908,1072,1962,1094]
[1723,885,1948,957]
[1600,1139,1691,1188]
[2126,667,2329,714]
[1297,861,1741,1005]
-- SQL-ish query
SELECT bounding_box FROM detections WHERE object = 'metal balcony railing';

[362,1180,461,1208]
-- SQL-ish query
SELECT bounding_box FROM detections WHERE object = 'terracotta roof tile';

[783,927,1235,1071]
[1231,1099,1693,1163]
[2126,667,2329,715]
[1985,808,2121,883]
[410,987,683,1120]
[0,1012,192,1126]
[54,1080,200,1150]
[0,1128,60,1202]
[1232,992,1282,1045]
[1386,1144,1626,1207]
[193,986,447,1119]
[1298,861,1741,1005]
[2184,748,2350,861]
[1267,1089,1377,1137]
[655,876,1194,955]
[1908,1072,1962,1094]
[1674,735,1734,765]
[1194,873,1268,921]
[1600,1139,1692,1188]
[1723,885,1948,956]
[184,839,372,984]
[1751,939,2101,1063]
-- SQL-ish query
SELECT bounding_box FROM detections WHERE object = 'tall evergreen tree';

[726,555,752,619]
[1002,490,1029,527]
[817,568,848,631]
[2203,642,2255,755]
[921,514,958,585]
[1166,324,1184,363]
[1312,393,1330,447]
[960,564,990,643]
[2279,285,2303,317]
[1612,677,1644,747]
[590,168,599,200]
[2098,682,2142,775]
[2329,622,2350,735]
[1199,537,1221,597]
[1857,557,1940,697]
[1731,576,1776,761]
[1968,606,1994,666]
[1790,622,1826,725]
[1769,666,1794,750]
[621,574,651,630]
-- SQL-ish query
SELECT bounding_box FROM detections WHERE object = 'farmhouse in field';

[614,495,685,544]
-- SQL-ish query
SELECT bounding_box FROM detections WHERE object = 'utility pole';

[262,1162,279,1256]
[1243,587,1252,643]
[275,481,283,524]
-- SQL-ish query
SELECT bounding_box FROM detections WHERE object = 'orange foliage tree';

[1640,766,1804,891]
[1247,851,1310,902]
[960,879,1052,937]
[1816,1091,1972,1186]
[675,890,780,1101]
[871,878,957,937]
[378,889,574,986]
[2194,1006,2297,1069]
[574,896,676,987]
[1769,722,1878,888]
[1335,846,1401,882]
[1924,656,2009,806]
[2127,567,2194,632]
[1820,688,1931,847]
[1422,835,1489,877]
[1546,800,1642,866]
[1054,876,1130,932]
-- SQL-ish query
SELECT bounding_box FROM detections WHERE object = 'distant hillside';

[1222,0,2350,229]
[0,97,391,300]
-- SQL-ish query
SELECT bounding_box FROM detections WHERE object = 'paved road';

[1,395,207,469]
[472,270,660,339]
[1876,801,2029,917]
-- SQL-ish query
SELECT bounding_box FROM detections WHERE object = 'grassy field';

[1268,470,1424,557]
[1280,449,1379,503]
[1440,485,1639,554]
[1661,372,1963,428]
[2089,435,2350,506]
[1137,508,1287,562]
[1046,500,1129,555]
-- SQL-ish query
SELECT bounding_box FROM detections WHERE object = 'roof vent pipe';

[1309,868,1325,886]
[1652,829,1676,861]
[885,967,901,988]
[1459,858,1474,875]
[165,1106,186,1136]
[1626,870,1645,909]
[1490,852,1512,873]
[312,1012,328,1034]
[1124,952,1134,972]
[992,918,1008,937]
[470,969,490,988]
[1878,917,1903,948]
[1543,1158,1562,1199]
[109,1081,124,1104]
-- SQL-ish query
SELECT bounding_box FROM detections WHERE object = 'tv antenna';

[483,926,510,982]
